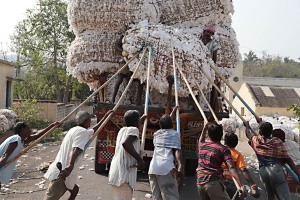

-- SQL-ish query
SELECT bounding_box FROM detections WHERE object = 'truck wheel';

[185,159,197,175]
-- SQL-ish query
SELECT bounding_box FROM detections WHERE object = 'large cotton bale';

[157,0,234,27]
[122,21,215,97]
[0,109,18,130]
[0,115,9,133]
[67,0,161,88]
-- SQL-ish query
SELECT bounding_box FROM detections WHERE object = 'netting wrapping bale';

[67,0,161,88]
[214,25,241,72]
[157,0,234,27]
[122,21,215,97]
[0,109,18,131]
[66,0,241,100]
[67,0,160,35]
[0,115,9,133]
[66,31,121,85]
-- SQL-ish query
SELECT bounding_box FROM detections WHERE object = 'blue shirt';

[0,135,24,183]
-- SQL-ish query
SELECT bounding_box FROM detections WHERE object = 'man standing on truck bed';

[108,110,146,200]
[148,105,184,200]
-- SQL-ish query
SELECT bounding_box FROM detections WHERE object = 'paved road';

[1,138,300,200]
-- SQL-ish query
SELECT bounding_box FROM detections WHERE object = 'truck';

[94,96,228,175]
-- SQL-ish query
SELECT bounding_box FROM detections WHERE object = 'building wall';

[231,83,257,116]
[225,63,244,102]
[232,83,297,118]
[256,107,295,117]
[244,77,300,87]
[0,61,15,109]
[13,100,93,122]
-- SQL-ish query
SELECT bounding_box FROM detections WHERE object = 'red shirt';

[197,141,232,185]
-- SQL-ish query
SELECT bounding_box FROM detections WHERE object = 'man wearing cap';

[201,25,220,63]
[201,25,221,111]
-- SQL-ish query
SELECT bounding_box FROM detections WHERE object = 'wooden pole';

[199,65,258,135]
[208,61,259,120]
[171,38,181,133]
[140,47,152,157]
[192,75,218,123]
[1,52,141,170]
[176,64,208,123]
[83,49,147,151]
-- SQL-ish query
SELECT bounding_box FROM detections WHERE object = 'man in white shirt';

[108,110,145,200]
[148,106,184,200]
[44,110,111,200]
[0,121,60,189]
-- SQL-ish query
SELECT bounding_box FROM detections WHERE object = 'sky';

[0,0,299,60]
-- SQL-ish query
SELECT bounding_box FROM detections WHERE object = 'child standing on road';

[222,132,260,199]
[108,110,145,200]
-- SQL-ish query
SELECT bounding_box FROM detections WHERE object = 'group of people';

[1,104,300,200]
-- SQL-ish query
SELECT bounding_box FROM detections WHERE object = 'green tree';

[11,0,75,103]
[288,104,300,120]
[243,52,300,78]
[243,51,259,65]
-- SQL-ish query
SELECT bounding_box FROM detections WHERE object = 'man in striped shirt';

[197,122,246,200]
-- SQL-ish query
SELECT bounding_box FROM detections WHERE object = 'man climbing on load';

[200,25,221,112]
[200,25,219,64]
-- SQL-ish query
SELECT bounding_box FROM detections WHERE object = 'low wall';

[13,100,93,122]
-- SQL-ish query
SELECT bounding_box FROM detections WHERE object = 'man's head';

[75,111,91,128]
[224,132,238,148]
[207,123,223,142]
[203,25,216,39]
[124,110,140,127]
[272,129,285,142]
[14,122,31,139]
[159,114,173,129]
[258,122,273,137]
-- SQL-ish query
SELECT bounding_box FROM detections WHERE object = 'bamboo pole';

[171,38,181,133]
[192,75,218,123]
[1,52,141,170]
[208,61,259,120]
[140,47,152,157]
[176,64,208,123]
[192,72,242,195]
[83,49,147,151]
[198,65,258,135]
[206,64,300,189]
